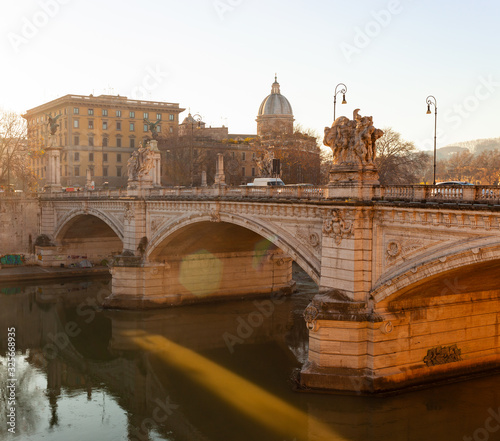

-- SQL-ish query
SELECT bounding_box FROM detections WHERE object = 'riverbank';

[0,265,110,283]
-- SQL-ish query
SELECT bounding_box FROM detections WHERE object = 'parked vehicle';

[250,177,285,187]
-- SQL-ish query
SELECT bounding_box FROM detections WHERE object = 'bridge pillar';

[104,250,295,308]
[319,207,373,302]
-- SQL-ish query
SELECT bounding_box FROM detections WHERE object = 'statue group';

[324,109,383,168]
[127,142,155,181]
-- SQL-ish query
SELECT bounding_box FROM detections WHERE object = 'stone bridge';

[34,183,500,394]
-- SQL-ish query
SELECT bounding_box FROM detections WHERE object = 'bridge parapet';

[38,184,500,205]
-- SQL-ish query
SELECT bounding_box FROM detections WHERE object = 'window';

[169,114,174,121]
[130,138,135,148]
[102,137,108,147]
[116,166,122,177]
[88,120,94,129]
[252,167,255,177]
[129,111,135,118]
[130,123,135,131]
[74,152,80,161]
[102,121,108,130]
[252,152,256,159]
[116,137,122,147]
[73,120,79,128]
[74,166,80,177]
[88,109,94,115]
[232,152,235,158]
[242,167,246,176]
[169,127,173,133]
[143,124,148,132]
[156,113,161,120]
[73,108,79,114]
[116,121,121,130]
[156,125,161,133]
[117,153,122,162]
[102,109,108,116]
[143,112,149,119]
[103,153,108,162]
[89,153,94,162]
[103,167,108,177]
[242,152,246,161]
[88,136,94,147]
[74,136,79,145]
[116,110,121,117]
[89,167,94,177]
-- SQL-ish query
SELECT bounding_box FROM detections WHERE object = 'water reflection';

[1,272,500,441]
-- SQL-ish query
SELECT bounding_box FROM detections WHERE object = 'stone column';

[45,135,62,192]
[214,153,226,186]
[149,140,161,187]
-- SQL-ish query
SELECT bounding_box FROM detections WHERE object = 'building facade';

[24,94,185,188]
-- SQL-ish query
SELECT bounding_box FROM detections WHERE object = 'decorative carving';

[143,118,160,140]
[385,237,428,264]
[323,209,353,245]
[423,344,462,367]
[296,226,321,250]
[324,110,383,167]
[127,142,155,181]
[309,232,320,248]
[303,305,319,330]
[386,241,401,258]
[209,209,221,223]
[46,113,62,135]
[124,204,134,222]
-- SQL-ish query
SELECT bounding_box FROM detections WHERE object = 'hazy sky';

[1,0,499,150]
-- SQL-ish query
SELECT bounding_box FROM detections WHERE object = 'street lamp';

[190,113,202,187]
[333,83,347,121]
[426,95,438,185]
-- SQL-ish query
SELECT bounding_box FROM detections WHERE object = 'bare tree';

[0,110,32,189]
[375,128,430,185]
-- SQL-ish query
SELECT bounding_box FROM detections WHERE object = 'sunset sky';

[1,0,499,150]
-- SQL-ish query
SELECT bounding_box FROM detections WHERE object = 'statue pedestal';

[327,165,379,201]
[45,136,63,193]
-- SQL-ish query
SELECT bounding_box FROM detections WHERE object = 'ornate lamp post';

[333,83,347,121]
[190,113,202,187]
[426,95,438,185]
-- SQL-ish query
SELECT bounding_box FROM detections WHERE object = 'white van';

[250,178,285,187]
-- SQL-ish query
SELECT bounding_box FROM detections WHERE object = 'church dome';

[258,76,293,116]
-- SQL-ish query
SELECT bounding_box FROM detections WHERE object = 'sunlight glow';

[123,330,345,441]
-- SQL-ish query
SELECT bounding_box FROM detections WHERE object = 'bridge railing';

[38,184,500,204]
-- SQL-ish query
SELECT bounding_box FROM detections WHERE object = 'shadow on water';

[1,268,500,440]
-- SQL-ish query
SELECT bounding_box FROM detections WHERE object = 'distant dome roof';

[258,76,293,116]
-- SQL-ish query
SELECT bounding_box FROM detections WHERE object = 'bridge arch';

[147,212,321,284]
[372,239,500,305]
[54,208,124,242]
[52,209,124,264]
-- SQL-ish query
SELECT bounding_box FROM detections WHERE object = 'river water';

[1,266,499,441]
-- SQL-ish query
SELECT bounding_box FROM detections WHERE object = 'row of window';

[73,108,175,121]
[72,135,149,148]
[35,165,124,178]
[73,120,170,133]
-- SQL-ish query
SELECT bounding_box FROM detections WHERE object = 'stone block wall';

[0,196,38,256]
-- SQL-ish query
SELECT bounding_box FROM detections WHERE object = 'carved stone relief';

[322,209,353,245]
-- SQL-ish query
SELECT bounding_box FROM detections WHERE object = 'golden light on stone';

[179,250,223,296]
